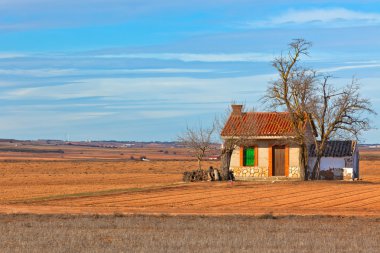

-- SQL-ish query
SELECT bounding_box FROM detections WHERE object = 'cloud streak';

[319,63,380,73]
[1,75,272,100]
[247,8,380,28]
[0,68,213,77]
[95,53,274,62]
[0,0,257,31]
[0,53,27,59]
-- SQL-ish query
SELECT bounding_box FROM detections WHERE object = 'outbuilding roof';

[309,141,357,157]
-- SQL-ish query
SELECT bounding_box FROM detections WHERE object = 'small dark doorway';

[272,146,285,176]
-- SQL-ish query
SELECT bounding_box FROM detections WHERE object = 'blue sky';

[0,0,379,142]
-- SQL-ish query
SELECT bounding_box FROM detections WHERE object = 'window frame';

[243,146,256,167]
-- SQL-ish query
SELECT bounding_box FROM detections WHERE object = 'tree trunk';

[311,155,322,180]
[197,158,202,170]
[299,144,308,181]
[221,149,233,180]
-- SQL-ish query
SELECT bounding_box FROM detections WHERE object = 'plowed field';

[1,151,380,217]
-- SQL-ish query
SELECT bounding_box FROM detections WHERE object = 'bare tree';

[309,78,375,179]
[264,39,376,180]
[219,138,236,180]
[264,39,315,180]
[178,124,216,170]
[216,104,243,180]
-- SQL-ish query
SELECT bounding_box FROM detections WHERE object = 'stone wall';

[230,147,241,167]
[231,166,269,179]
[320,168,353,180]
[256,141,269,168]
[289,147,300,168]
[228,143,302,180]
[288,167,301,178]
[229,144,301,168]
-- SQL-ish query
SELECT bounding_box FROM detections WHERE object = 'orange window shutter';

[254,146,258,167]
[240,146,244,166]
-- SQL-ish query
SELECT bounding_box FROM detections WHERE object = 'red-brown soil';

[0,149,379,217]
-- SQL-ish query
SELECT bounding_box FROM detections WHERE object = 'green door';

[244,148,255,166]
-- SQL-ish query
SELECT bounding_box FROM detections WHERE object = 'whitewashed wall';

[308,157,346,171]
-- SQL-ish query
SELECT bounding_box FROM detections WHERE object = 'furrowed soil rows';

[8,182,379,217]
[1,150,380,217]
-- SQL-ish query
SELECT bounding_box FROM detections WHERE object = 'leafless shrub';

[178,124,216,170]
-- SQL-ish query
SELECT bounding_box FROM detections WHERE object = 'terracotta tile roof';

[221,112,295,137]
[309,141,357,157]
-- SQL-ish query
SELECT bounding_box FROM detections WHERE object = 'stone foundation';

[231,167,269,179]
[231,166,303,180]
[320,168,353,180]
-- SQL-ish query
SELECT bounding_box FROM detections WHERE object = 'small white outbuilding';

[308,141,359,180]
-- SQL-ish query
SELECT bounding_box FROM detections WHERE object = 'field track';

[1,153,380,217]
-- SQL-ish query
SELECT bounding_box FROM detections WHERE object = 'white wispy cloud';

[319,63,380,73]
[344,60,380,65]
[0,0,257,31]
[1,74,378,140]
[2,75,273,101]
[0,68,213,77]
[63,112,117,121]
[247,8,380,28]
[0,111,117,131]
[94,53,274,62]
[138,110,198,119]
[0,53,27,59]
[0,69,77,77]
